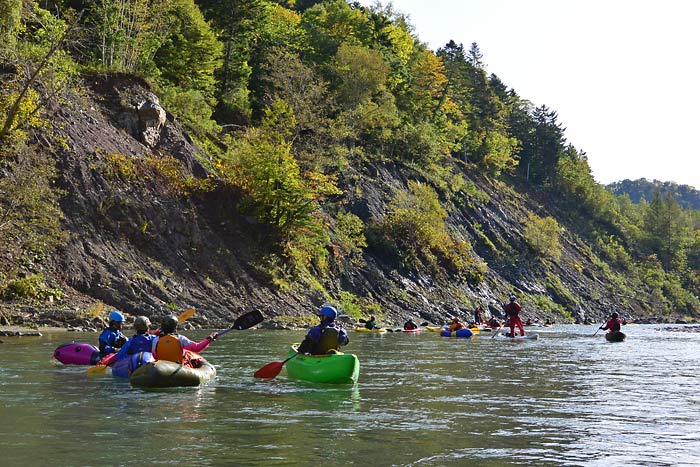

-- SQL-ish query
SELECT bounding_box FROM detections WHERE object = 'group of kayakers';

[99,296,626,365]
[97,311,217,367]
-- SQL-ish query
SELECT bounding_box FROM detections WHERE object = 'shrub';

[524,212,562,260]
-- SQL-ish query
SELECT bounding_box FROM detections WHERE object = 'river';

[1,324,698,466]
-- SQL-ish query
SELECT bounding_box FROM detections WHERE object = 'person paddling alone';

[600,312,623,334]
[404,317,418,330]
[297,306,349,355]
[364,315,378,330]
[504,295,525,337]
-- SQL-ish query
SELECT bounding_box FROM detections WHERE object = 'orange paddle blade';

[177,307,196,324]
[86,352,117,374]
[253,361,285,379]
[86,364,107,375]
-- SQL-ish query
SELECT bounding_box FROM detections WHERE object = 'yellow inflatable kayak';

[354,327,387,333]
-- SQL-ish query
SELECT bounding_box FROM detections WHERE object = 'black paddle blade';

[233,309,264,330]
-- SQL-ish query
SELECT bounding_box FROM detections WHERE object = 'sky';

[358,0,700,189]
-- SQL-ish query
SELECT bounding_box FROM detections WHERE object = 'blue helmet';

[319,306,337,320]
[108,310,125,322]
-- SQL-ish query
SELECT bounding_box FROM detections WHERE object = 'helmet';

[134,316,151,332]
[108,310,125,322]
[611,312,619,319]
[319,306,337,320]
[408,317,414,322]
[509,295,516,301]
[161,315,179,334]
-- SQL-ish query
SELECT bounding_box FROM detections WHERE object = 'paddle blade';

[177,307,196,324]
[86,352,117,374]
[253,361,285,379]
[86,364,107,375]
[233,309,264,330]
[419,321,429,327]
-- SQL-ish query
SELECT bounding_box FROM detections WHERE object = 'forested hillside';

[1,0,698,327]
[609,179,700,210]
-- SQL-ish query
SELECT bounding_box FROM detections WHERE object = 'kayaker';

[448,316,465,332]
[600,312,623,334]
[364,315,378,330]
[488,317,500,328]
[503,295,525,337]
[474,305,485,324]
[114,316,156,360]
[404,317,418,330]
[151,315,217,364]
[98,310,128,357]
[297,306,349,355]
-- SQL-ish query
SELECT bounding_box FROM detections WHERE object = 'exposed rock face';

[0,73,673,328]
[136,97,166,147]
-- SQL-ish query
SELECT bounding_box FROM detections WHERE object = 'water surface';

[1,324,698,466]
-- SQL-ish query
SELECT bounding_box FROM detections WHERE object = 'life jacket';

[606,318,621,332]
[449,322,465,332]
[505,302,521,317]
[155,335,183,363]
[127,334,153,355]
[404,322,417,330]
[314,327,340,354]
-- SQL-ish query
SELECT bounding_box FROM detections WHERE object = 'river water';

[1,324,699,466]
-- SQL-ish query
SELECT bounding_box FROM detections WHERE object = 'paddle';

[86,307,196,375]
[491,322,505,338]
[253,353,298,379]
[213,309,265,337]
[592,323,605,337]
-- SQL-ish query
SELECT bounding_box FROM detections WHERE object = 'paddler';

[600,311,623,334]
[114,316,155,360]
[448,316,465,332]
[297,305,349,355]
[98,310,128,357]
[403,317,418,330]
[364,315,378,330]
[151,315,217,365]
[503,295,525,337]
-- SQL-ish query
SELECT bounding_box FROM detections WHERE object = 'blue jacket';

[115,333,155,360]
[98,328,127,355]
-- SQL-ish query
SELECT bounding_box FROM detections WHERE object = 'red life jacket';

[606,318,621,332]
[505,302,521,317]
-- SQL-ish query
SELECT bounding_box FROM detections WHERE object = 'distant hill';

[608,179,700,210]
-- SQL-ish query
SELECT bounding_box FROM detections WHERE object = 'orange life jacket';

[155,335,183,363]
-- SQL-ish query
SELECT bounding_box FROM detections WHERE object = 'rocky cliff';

[0,75,677,329]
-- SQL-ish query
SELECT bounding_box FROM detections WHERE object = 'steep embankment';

[1,75,661,329]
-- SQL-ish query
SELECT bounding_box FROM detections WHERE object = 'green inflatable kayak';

[129,356,217,388]
[286,345,359,384]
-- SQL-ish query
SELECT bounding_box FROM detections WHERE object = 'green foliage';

[159,86,221,139]
[1,273,63,302]
[1,1,78,145]
[331,210,367,270]
[332,42,389,108]
[371,180,485,282]
[524,212,562,260]
[0,147,67,283]
[153,0,223,96]
[531,294,572,322]
[0,0,22,57]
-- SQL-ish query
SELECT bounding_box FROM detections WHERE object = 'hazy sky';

[359,0,700,189]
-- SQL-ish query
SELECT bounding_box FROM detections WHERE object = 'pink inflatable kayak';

[53,342,101,365]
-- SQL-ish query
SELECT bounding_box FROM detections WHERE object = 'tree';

[153,0,222,97]
[643,188,688,270]
[0,0,22,58]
